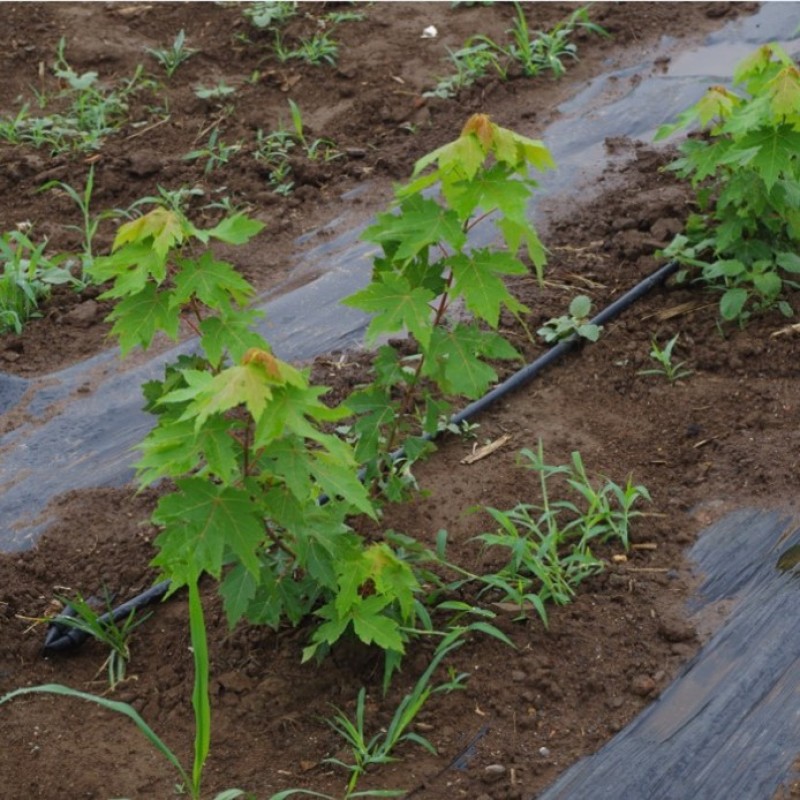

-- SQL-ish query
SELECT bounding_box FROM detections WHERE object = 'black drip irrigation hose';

[42,259,679,655]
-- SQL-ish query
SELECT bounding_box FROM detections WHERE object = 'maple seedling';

[656,43,800,322]
[343,113,555,499]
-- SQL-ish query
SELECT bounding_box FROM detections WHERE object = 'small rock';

[127,152,163,178]
[650,216,682,243]
[511,669,527,683]
[538,746,551,757]
[658,616,696,643]
[483,764,506,784]
[64,299,99,327]
[630,674,656,697]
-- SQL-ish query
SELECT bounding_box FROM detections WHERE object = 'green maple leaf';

[261,436,314,500]
[152,479,263,582]
[363,543,418,619]
[766,66,800,122]
[182,360,284,428]
[254,382,347,448]
[334,553,372,616]
[113,207,185,260]
[737,126,800,189]
[219,563,258,627]
[424,323,519,398]
[199,309,268,367]
[106,284,181,355]
[491,124,556,173]
[91,241,168,297]
[351,596,404,652]
[343,273,435,347]
[171,251,254,309]
[448,249,528,327]
[346,386,396,461]
[495,216,547,278]
[364,196,466,260]
[445,163,533,222]
[136,413,241,485]
[310,443,376,518]
[410,131,486,183]
[200,213,265,245]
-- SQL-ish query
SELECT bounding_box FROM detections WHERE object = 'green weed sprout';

[39,165,128,285]
[194,81,237,101]
[537,294,602,343]
[184,128,242,174]
[273,30,338,66]
[244,1,298,29]
[637,334,693,383]
[474,442,650,623]
[52,591,151,690]
[0,229,76,334]
[146,30,197,78]
[1,583,242,800]
[325,636,467,796]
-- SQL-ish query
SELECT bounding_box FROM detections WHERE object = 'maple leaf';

[424,323,519,398]
[113,207,185,260]
[448,249,528,327]
[199,309,268,367]
[351,596,404,652]
[445,163,534,221]
[171,251,254,308]
[765,66,800,122]
[253,381,346,447]
[151,478,264,582]
[365,195,466,260]
[106,284,181,355]
[91,240,168,297]
[219,563,258,627]
[343,273,436,347]
[737,125,800,189]
[201,213,265,245]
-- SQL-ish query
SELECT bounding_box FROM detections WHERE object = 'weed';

[50,591,151,690]
[146,29,197,78]
[473,442,650,623]
[427,5,606,99]
[254,100,339,194]
[39,165,126,284]
[325,635,467,795]
[194,80,237,101]
[1,583,245,800]
[424,42,505,99]
[0,229,76,334]
[637,334,693,383]
[184,128,242,174]
[244,1,297,29]
[324,10,366,25]
[273,30,339,66]
[0,38,153,154]
[501,3,608,78]
[537,294,601,343]
[656,43,800,322]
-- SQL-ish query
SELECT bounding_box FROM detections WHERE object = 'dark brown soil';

[4,3,797,800]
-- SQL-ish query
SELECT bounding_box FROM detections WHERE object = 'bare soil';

[5,3,799,800]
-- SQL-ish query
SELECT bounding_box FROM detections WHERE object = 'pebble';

[483,764,506,784]
[538,746,551,757]
[631,674,656,697]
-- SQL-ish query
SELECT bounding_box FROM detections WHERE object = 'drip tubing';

[42,260,678,654]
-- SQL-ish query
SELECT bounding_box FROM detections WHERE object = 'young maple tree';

[657,42,800,322]
[90,208,425,673]
[343,113,555,498]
